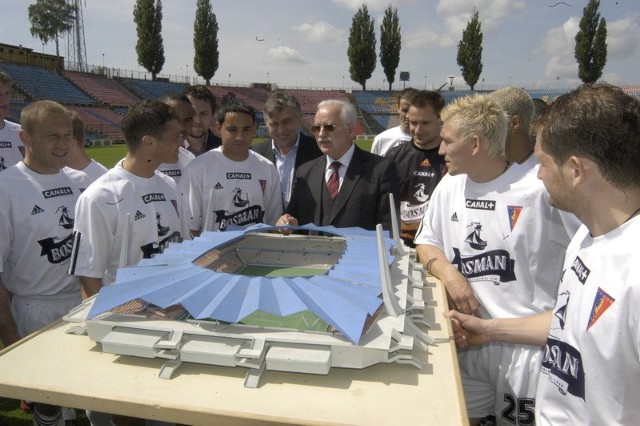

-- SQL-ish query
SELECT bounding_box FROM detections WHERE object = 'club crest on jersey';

[587,287,615,330]
[227,172,251,180]
[142,193,166,204]
[541,337,585,400]
[465,222,487,250]
[232,188,250,207]
[465,198,496,210]
[554,291,570,330]
[42,186,73,199]
[507,206,522,231]
[0,156,5,171]
[259,179,267,194]
[56,206,74,229]
[570,256,590,284]
[452,247,517,283]
[412,183,430,203]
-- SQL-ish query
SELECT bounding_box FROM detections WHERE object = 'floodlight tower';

[66,0,88,72]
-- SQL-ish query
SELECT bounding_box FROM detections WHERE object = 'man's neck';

[581,188,640,237]
[186,134,206,153]
[506,135,535,164]
[122,154,157,178]
[468,156,510,184]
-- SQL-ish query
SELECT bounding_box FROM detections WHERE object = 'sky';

[0,0,638,91]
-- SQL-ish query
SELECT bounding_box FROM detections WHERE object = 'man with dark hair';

[0,100,84,425]
[180,99,282,234]
[252,90,322,208]
[69,100,189,296]
[184,85,222,156]
[0,70,24,172]
[371,87,419,156]
[445,83,640,424]
[157,93,196,184]
[385,90,446,247]
[278,99,399,231]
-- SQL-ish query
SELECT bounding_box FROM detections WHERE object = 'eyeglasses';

[310,124,336,134]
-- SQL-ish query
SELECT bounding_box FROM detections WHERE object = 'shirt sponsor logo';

[42,187,73,199]
[413,170,436,178]
[161,169,181,177]
[465,199,496,210]
[214,205,264,231]
[37,234,74,264]
[0,142,12,148]
[452,247,517,283]
[540,337,585,400]
[142,193,167,204]
[570,256,590,284]
[226,172,251,179]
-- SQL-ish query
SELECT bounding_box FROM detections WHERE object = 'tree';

[456,9,483,91]
[193,0,219,85]
[380,5,401,91]
[133,0,165,81]
[347,4,376,91]
[575,0,607,83]
[27,0,76,58]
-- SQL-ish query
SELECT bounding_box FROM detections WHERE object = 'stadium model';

[64,223,435,388]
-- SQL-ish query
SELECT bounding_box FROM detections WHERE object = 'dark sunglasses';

[310,124,336,134]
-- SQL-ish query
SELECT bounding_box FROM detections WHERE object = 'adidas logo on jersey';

[213,182,223,190]
[134,210,146,221]
[451,212,458,222]
[31,205,45,215]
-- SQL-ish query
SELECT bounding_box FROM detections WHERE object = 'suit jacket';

[251,131,322,170]
[286,145,399,230]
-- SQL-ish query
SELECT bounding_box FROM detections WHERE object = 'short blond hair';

[20,100,71,137]
[441,94,507,157]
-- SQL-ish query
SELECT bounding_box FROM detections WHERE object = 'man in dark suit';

[185,85,222,156]
[277,99,399,230]
[252,91,322,208]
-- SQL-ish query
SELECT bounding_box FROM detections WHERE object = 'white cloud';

[541,18,579,79]
[266,46,310,65]
[331,0,414,12]
[606,16,640,60]
[292,21,344,43]
[405,29,452,49]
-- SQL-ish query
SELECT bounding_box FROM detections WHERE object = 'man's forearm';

[79,276,104,300]
[0,279,20,346]
[484,311,553,347]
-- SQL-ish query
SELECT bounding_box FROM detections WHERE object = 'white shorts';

[458,341,542,425]
[11,292,82,337]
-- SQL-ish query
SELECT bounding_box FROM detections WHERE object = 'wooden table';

[0,276,466,425]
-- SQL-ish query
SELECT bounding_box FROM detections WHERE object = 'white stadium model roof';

[65,223,436,387]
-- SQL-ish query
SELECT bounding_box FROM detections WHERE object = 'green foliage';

[133,0,165,81]
[456,9,483,91]
[575,0,607,83]
[380,6,401,91]
[347,4,376,91]
[193,0,219,85]
[27,0,76,58]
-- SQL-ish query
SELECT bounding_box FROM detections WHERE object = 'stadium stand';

[0,61,94,105]
[118,77,188,101]
[67,106,125,142]
[64,70,139,107]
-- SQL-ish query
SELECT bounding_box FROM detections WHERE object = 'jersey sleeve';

[179,164,204,233]
[263,164,284,225]
[0,192,12,274]
[68,192,113,279]
[413,174,448,250]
